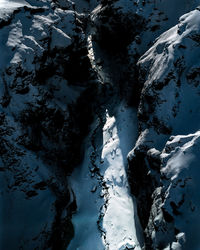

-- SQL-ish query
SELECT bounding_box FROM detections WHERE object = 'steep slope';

[159,132,200,250]
[90,0,200,105]
[128,7,200,249]
[68,103,143,250]
[0,0,97,248]
[1,0,200,249]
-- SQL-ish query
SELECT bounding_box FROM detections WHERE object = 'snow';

[0,0,200,248]
[68,103,143,250]
[50,26,72,50]
[131,6,200,249]
[67,129,104,250]
[134,8,200,152]
[0,152,56,249]
[116,0,200,56]
[0,1,84,248]
[159,132,200,250]
[0,0,28,8]
[100,107,143,250]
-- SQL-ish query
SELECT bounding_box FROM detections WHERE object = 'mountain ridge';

[0,0,200,249]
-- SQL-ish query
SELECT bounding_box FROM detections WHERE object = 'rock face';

[1,0,200,249]
[128,6,200,250]
[0,0,97,249]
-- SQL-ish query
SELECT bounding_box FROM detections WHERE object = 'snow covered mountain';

[128,6,200,250]
[0,0,200,249]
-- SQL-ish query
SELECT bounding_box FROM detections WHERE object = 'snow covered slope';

[0,0,95,248]
[68,103,143,250]
[1,0,200,249]
[128,6,200,250]
[136,7,200,149]
[159,132,200,250]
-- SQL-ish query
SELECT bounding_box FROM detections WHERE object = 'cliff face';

[0,0,200,249]
[0,1,96,248]
[128,7,200,249]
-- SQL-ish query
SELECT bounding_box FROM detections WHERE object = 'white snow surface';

[68,103,143,250]
[132,8,200,151]
[128,6,200,250]
[0,0,29,8]
[115,0,200,57]
[158,132,200,249]
[101,108,142,250]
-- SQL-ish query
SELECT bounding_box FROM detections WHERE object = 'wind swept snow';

[0,0,29,8]
[68,103,143,250]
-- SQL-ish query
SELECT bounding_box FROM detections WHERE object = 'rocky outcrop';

[128,7,200,249]
[1,0,200,249]
[0,1,98,248]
